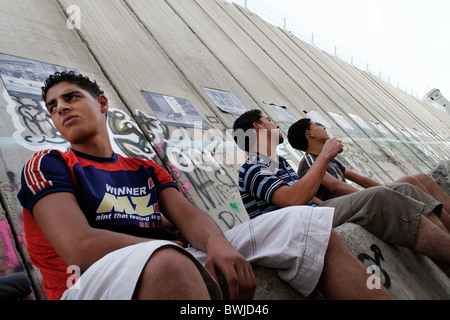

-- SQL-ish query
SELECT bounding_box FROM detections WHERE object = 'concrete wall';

[0,0,449,299]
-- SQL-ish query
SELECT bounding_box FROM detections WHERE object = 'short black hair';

[42,71,104,103]
[232,109,263,152]
[288,118,312,151]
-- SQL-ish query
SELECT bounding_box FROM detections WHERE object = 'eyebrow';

[45,90,82,107]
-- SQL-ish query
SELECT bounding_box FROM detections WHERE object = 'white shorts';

[60,240,222,300]
[189,206,334,297]
[61,206,334,299]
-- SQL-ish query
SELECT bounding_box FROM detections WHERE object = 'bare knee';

[395,176,418,185]
[134,246,210,300]
[394,176,431,194]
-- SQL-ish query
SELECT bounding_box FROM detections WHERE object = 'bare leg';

[414,215,450,277]
[317,230,394,300]
[437,209,450,233]
[395,175,432,195]
[395,175,450,232]
[133,247,211,300]
[412,174,450,210]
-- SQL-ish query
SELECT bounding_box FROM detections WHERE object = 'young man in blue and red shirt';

[18,72,256,300]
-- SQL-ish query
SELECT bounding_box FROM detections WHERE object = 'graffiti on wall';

[0,219,25,274]
[325,111,442,173]
[296,109,444,181]
[3,88,248,230]
[107,108,156,161]
[6,94,68,149]
[134,109,247,229]
[273,110,385,182]
[358,244,391,289]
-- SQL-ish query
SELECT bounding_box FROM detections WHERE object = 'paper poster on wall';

[264,102,297,124]
[304,110,331,128]
[0,52,77,101]
[202,87,247,115]
[348,113,372,130]
[141,90,209,129]
[328,112,354,130]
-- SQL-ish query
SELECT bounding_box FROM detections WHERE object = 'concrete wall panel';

[0,0,448,299]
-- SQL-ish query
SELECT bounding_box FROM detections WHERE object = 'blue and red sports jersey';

[17,148,179,299]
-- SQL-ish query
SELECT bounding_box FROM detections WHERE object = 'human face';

[308,121,330,141]
[255,115,285,145]
[45,81,109,145]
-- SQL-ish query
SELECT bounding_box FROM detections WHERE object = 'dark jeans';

[0,273,32,300]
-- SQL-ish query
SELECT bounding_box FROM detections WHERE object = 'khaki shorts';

[320,184,442,249]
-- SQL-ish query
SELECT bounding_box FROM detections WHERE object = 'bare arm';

[33,192,151,271]
[34,188,255,299]
[271,138,344,207]
[322,172,361,196]
[344,169,382,189]
[158,187,255,300]
[319,169,382,197]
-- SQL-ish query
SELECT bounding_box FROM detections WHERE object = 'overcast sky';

[230,0,450,100]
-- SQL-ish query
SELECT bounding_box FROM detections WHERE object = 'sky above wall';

[230,0,450,100]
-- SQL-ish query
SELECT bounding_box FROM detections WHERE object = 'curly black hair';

[41,71,104,103]
[232,109,263,152]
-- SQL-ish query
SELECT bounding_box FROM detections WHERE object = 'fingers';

[222,260,256,300]
[323,138,344,160]
[206,256,256,300]
[205,258,220,286]
[331,138,344,153]
[337,139,344,153]
[239,261,256,300]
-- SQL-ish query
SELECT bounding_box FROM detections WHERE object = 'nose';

[56,101,70,115]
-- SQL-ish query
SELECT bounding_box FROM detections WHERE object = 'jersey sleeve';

[17,150,76,215]
[150,161,179,193]
[241,164,288,203]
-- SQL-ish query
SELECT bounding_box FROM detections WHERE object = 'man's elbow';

[60,247,90,272]
[328,184,342,195]
[58,236,98,271]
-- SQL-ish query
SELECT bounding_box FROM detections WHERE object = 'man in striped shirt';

[234,110,450,279]
[233,109,393,299]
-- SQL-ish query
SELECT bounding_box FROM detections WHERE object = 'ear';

[253,121,263,131]
[97,94,109,114]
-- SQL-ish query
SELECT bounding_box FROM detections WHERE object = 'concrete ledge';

[335,223,450,300]
[253,266,323,300]
[253,221,450,300]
